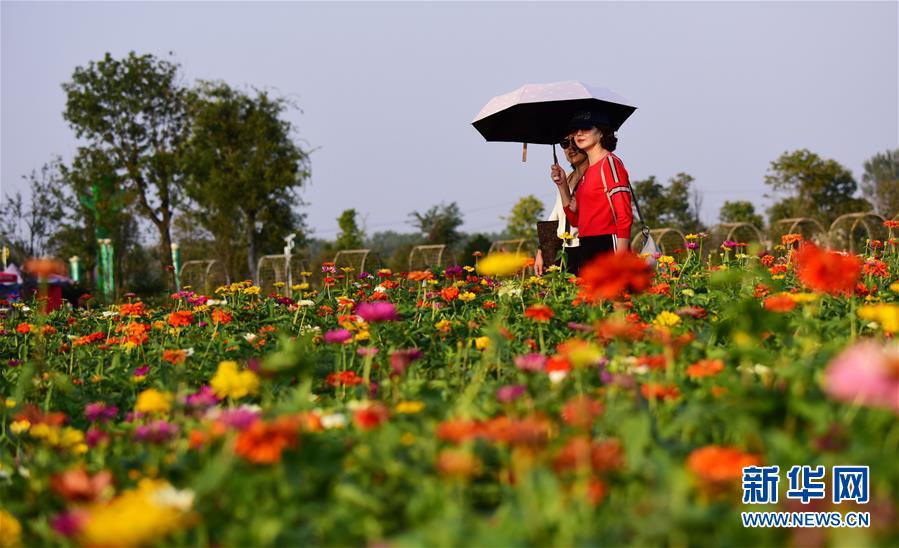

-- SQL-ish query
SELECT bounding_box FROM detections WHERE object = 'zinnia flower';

[324,328,352,344]
[577,251,654,302]
[476,252,529,277]
[356,301,399,322]
[686,359,725,379]
[496,384,527,403]
[135,389,172,415]
[210,361,259,400]
[166,310,194,327]
[686,445,760,485]
[234,416,300,464]
[824,341,899,414]
[524,304,554,322]
[794,243,861,296]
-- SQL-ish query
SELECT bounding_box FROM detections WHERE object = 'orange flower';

[884,220,899,229]
[119,302,145,317]
[781,233,803,246]
[794,243,861,296]
[50,468,113,503]
[523,304,554,322]
[586,478,609,505]
[162,349,187,365]
[686,445,760,485]
[234,416,300,464]
[167,310,194,327]
[436,449,481,479]
[577,251,654,302]
[560,395,604,430]
[763,294,796,313]
[686,359,725,379]
[595,318,645,342]
[211,308,233,325]
[436,418,482,444]
[483,415,552,448]
[407,271,434,282]
[441,286,459,302]
[863,259,889,278]
[640,382,681,401]
[16,322,32,334]
[554,436,624,475]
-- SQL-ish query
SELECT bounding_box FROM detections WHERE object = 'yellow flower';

[242,285,261,296]
[653,311,682,328]
[355,330,371,342]
[463,266,475,272]
[434,319,451,332]
[787,292,818,304]
[565,339,603,368]
[474,336,491,350]
[890,281,899,293]
[0,510,22,548]
[657,255,675,265]
[210,361,259,399]
[858,304,899,333]
[400,432,416,445]
[560,232,574,241]
[547,265,561,272]
[476,252,529,277]
[135,388,173,414]
[395,401,425,414]
[78,480,193,547]
[458,292,476,302]
[5,398,15,408]
[273,281,285,288]
[9,420,29,435]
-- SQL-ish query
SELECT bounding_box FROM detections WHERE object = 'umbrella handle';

[552,144,558,166]
[522,143,527,163]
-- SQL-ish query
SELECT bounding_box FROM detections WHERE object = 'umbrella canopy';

[472,80,637,145]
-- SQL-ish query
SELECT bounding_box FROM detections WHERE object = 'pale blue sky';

[2,1,897,238]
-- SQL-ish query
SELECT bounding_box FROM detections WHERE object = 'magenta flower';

[356,302,399,322]
[51,510,87,537]
[133,420,179,443]
[686,242,699,250]
[85,427,109,448]
[133,365,150,378]
[496,384,526,403]
[84,402,118,423]
[514,353,546,372]
[357,346,379,357]
[216,407,261,430]
[185,385,221,409]
[722,240,738,249]
[390,348,423,375]
[824,342,899,414]
[324,328,353,344]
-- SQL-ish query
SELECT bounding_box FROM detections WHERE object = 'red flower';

[16,322,32,334]
[441,286,460,302]
[763,294,796,313]
[211,308,233,325]
[326,371,364,386]
[353,402,389,430]
[234,416,301,464]
[687,445,760,486]
[640,382,681,401]
[560,395,604,430]
[794,243,861,296]
[577,252,654,302]
[523,304,554,322]
[686,359,725,379]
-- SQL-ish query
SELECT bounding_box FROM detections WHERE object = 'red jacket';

[563,154,633,239]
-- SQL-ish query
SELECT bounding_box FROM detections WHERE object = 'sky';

[2,1,897,241]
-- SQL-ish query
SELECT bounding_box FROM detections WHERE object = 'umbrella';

[472,80,637,161]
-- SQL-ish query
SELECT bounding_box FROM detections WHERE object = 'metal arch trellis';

[716,222,767,247]
[828,212,887,253]
[408,244,445,272]
[333,249,371,274]
[631,228,687,255]
[770,218,830,248]
[487,239,526,254]
[178,260,229,296]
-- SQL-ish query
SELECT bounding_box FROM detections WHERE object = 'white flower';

[244,333,258,342]
[373,285,387,293]
[296,300,315,307]
[548,370,568,384]
[101,311,118,318]
[151,484,195,511]
[184,347,195,356]
[320,413,347,430]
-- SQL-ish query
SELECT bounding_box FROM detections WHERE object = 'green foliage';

[336,209,365,250]
[62,51,190,270]
[765,149,871,225]
[502,195,544,242]
[460,233,492,267]
[861,149,899,218]
[182,81,310,280]
[0,160,68,262]
[718,200,764,229]
[408,202,464,247]
[631,172,704,232]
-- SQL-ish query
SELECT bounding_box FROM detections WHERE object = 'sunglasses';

[560,138,579,150]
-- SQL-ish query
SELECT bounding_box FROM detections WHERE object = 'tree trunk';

[246,211,257,282]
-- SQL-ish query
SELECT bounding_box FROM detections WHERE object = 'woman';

[551,111,633,267]
[535,132,588,276]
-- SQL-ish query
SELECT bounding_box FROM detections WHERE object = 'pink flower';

[324,328,353,344]
[496,384,526,403]
[390,348,422,375]
[356,302,399,322]
[824,342,899,414]
[514,353,546,373]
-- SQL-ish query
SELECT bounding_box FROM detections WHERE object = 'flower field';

[2,233,899,547]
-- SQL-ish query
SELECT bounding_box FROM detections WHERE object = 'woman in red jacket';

[550,111,633,271]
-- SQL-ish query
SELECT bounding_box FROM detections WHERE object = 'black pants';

[571,235,615,275]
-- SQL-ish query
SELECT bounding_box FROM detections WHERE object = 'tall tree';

[62,51,190,272]
[861,149,899,218]
[718,200,764,228]
[336,209,365,249]
[764,149,870,226]
[0,160,68,261]
[409,202,464,247]
[182,81,310,279]
[503,195,544,242]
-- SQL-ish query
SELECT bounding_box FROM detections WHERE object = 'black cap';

[566,110,611,130]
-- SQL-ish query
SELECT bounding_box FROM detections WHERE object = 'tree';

[861,149,899,218]
[182,81,310,280]
[62,51,190,272]
[409,202,464,247]
[718,200,764,229]
[503,195,544,242]
[0,160,67,262]
[765,149,870,226]
[336,209,365,249]
[631,173,704,232]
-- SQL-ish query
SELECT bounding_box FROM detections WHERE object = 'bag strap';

[563,169,583,239]
[602,155,651,241]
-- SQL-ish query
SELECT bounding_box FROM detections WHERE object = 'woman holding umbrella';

[551,111,633,267]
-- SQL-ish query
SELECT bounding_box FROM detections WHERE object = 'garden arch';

[408,244,446,272]
[770,218,830,248]
[179,260,229,296]
[828,212,887,253]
